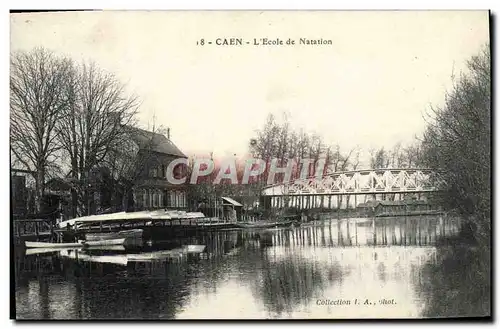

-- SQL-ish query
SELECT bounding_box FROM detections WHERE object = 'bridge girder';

[261,168,443,196]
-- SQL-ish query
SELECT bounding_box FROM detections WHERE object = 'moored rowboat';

[26,238,126,249]
[25,241,82,248]
[83,238,126,247]
[25,247,71,255]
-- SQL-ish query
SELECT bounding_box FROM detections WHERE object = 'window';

[153,191,158,207]
[170,192,175,208]
[162,165,166,178]
[149,190,153,208]
[180,192,186,207]
[159,192,164,207]
[143,190,147,208]
[163,190,168,207]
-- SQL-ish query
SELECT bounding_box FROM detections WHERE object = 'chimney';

[167,128,170,140]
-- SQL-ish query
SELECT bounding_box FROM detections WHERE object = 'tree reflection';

[255,254,343,316]
[230,228,346,317]
[415,244,490,318]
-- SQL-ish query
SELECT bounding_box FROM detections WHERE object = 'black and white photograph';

[9,10,491,320]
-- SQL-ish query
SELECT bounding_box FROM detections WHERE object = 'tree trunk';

[71,189,78,219]
[35,167,45,213]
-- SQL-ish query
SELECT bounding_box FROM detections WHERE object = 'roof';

[356,200,380,208]
[127,127,186,158]
[356,203,369,208]
[221,197,243,207]
[376,200,405,206]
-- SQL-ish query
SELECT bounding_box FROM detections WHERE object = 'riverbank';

[417,232,491,318]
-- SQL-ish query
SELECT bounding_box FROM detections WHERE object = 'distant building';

[11,169,36,219]
[128,127,189,211]
[356,198,439,217]
[355,199,380,217]
[11,169,64,220]
[373,199,436,217]
[221,197,243,222]
[11,173,27,218]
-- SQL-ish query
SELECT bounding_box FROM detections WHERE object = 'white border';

[2,1,498,10]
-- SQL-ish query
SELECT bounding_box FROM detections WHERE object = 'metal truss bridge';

[262,168,443,197]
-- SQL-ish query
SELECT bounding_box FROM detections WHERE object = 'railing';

[262,168,443,196]
[13,219,54,241]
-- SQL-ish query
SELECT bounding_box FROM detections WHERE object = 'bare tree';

[57,61,139,216]
[10,47,72,212]
[369,147,389,169]
[421,44,490,248]
[350,148,361,170]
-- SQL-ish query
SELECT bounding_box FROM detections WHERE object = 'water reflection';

[15,216,474,319]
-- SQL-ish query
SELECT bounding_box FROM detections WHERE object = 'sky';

[10,11,490,162]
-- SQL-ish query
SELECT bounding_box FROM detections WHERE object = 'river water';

[14,215,487,319]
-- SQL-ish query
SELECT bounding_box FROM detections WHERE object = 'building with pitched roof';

[127,127,189,211]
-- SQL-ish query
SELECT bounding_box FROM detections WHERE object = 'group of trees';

[368,142,423,169]
[10,47,149,216]
[419,45,491,248]
[249,113,361,184]
[248,112,425,178]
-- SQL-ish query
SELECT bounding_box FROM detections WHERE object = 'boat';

[25,244,127,255]
[85,229,143,241]
[25,241,82,248]
[25,247,69,256]
[85,245,126,252]
[82,238,126,247]
[26,238,126,249]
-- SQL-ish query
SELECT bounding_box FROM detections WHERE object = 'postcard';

[10,10,491,320]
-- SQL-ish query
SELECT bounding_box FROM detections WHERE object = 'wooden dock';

[53,217,240,242]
